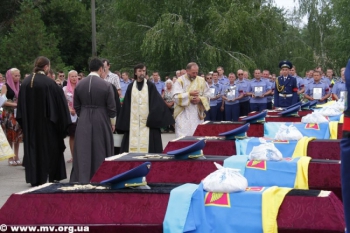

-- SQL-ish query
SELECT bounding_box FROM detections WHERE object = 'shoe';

[8,160,17,166]
[15,160,22,166]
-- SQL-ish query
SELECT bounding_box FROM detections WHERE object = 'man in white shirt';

[102,59,122,97]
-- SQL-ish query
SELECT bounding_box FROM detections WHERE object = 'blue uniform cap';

[301,102,311,109]
[100,162,151,189]
[279,60,293,69]
[167,140,205,159]
[278,104,300,116]
[241,110,267,123]
[218,123,250,139]
[308,100,318,108]
[285,101,302,110]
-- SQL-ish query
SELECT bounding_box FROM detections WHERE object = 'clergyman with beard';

[173,62,211,137]
[116,63,174,153]
[16,56,71,186]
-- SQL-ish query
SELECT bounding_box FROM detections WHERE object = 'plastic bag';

[202,162,248,193]
[318,105,343,116]
[248,142,283,161]
[301,112,329,123]
[274,124,303,140]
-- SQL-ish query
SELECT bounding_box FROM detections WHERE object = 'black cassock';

[17,73,71,186]
[116,80,175,153]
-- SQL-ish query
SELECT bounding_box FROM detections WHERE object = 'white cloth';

[173,75,211,137]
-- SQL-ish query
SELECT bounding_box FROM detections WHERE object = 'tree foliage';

[97,0,320,77]
[40,0,91,72]
[0,2,63,73]
[0,0,349,77]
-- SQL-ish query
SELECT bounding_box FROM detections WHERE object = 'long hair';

[33,56,50,73]
[133,63,146,80]
[66,70,79,108]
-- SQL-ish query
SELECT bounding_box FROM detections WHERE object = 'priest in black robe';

[116,63,174,153]
[16,56,71,186]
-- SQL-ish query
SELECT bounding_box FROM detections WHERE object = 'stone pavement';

[0,133,176,208]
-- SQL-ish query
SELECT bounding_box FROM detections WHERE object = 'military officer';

[273,61,299,108]
[332,70,346,101]
[236,69,251,116]
[304,70,330,104]
[247,69,272,112]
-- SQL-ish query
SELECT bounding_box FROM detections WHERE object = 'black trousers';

[267,101,273,110]
[239,100,250,116]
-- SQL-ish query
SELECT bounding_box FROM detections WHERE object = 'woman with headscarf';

[1,68,22,166]
[63,70,79,163]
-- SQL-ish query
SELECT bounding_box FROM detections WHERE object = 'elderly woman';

[162,79,175,132]
[2,68,22,166]
[63,70,79,163]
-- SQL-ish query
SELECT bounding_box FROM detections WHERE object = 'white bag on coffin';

[248,142,283,161]
[318,106,343,116]
[202,162,248,193]
[274,124,303,140]
[301,112,329,123]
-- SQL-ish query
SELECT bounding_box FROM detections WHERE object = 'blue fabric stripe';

[264,122,330,139]
[224,155,249,176]
[183,183,263,233]
[245,158,299,188]
[163,183,199,233]
[245,138,297,158]
[235,138,251,155]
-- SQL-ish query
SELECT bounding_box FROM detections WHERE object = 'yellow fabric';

[0,126,15,161]
[316,100,335,108]
[262,186,292,233]
[340,114,344,123]
[329,121,338,139]
[294,156,312,189]
[129,79,150,153]
[292,136,316,157]
[174,75,209,119]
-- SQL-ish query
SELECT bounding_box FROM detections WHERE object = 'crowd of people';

[0,56,346,186]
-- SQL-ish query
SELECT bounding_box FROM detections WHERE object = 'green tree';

[297,0,338,70]
[98,0,296,76]
[40,0,91,72]
[0,2,63,74]
[332,0,350,71]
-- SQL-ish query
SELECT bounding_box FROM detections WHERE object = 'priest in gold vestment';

[116,64,174,153]
[173,62,211,137]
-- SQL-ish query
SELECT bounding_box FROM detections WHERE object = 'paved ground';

[0,133,176,208]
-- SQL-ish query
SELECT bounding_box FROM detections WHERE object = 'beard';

[189,76,196,81]
[138,74,145,80]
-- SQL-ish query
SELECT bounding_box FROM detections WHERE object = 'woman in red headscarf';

[63,70,79,163]
[2,68,23,166]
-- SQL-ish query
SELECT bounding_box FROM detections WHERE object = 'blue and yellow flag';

[224,156,311,189]
[164,183,291,233]
[264,122,330,139]
[245,138,297,157]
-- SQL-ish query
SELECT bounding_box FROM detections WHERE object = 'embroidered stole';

[129,79,150,153]
[174,75,210,120]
